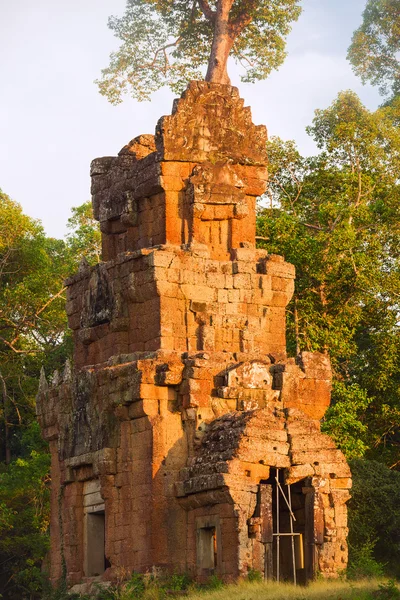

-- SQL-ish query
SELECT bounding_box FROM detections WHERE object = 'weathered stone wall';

[178,408,350,579]
[37,81,351,587]
[91,82,267,265]
[66,247,295,370]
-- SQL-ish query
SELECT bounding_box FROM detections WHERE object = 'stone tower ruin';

[37,82,351,587]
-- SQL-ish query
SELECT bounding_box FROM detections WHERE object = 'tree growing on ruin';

[96,0,302,102]
[348,0,400,101]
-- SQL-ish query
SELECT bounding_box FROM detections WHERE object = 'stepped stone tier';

[37,82,351,587]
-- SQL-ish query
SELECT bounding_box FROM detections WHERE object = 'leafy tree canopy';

[0,449,50,597]
[97,0,302,103]
[257,91,400,466]
[348,459,400,577]
[0,192,70,467]
[348,0,400,100]
[0,194,100,598]
[0,193,101,463]
[66,200,102,266]
[0,192,69,359]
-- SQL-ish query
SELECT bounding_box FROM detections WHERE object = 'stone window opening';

[199,527,217,570]
[85,509,106,577]
[196,516,220,579]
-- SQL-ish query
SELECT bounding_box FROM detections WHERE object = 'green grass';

[184,579,399,600]
[47,576,400,600]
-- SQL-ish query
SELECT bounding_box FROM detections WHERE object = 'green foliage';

[167,579,391,600]
[348,459,400,578]
[203,574,224,590]
[0,194,99,467]
[89,571,193,600]
[41,578,72,600]
[348,0,400,100]
[66,201,102,266]
[374,580,400,600]
[246,569,263,583]
[96,0,302,102]
[125,573,146,597]
[167,572,192,591]
[0,449,51,597]
[0,195,100,598]
[42,578,92,600]
[0,190,70,463]
[322,382,371,459]
[347,539,385,580]
[257,91,400,466]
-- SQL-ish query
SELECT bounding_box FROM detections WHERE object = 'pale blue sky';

[0,0,381,238]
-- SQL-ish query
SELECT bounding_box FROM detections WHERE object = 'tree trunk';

[205,0,235,84]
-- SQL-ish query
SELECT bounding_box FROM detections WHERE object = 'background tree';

[347,459,400,578]
[257,91,400,467]
[0,446,51,598]
[0,194,100,598]
[66,201,102,266]
[96,0,302,102]
[0,193,69,463]
[348,0,400,101]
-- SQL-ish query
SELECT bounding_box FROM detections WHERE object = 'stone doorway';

[196,516,221,580]
[84,509,106,577]
[83,480,106,578]
[270,470,307,584]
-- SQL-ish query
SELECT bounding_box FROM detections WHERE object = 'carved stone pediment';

[187,163,248,222]
[80,264,114,328]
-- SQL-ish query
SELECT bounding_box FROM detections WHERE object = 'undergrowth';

[42,575,400,600]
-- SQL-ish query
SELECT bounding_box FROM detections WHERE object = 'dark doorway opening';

[270,469,307,584]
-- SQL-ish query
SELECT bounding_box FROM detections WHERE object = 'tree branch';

[233,42,255,68]
[135,37,182,74]
[303,223,324,231]
[229,0,258,35]
[197,0,216,22]
[349,249,359,277]
[35,286,67,318]
[9,396,22,425]
[0,336,31,354]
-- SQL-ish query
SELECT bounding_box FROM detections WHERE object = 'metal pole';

[275,469,280,583]
[276,479,297,522]
[288,484,297,586]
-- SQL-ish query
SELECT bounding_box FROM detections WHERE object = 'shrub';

[203,574,224,590]
[373,580,400,600]
[246,569,263,583]
[348,459,400,577]
[347,540,385,580]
